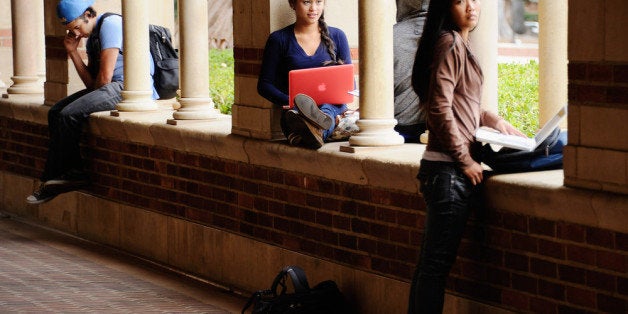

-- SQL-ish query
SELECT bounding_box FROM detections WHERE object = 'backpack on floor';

[94,13,179,99]
[481,127,567,173]
[242,265,350,314]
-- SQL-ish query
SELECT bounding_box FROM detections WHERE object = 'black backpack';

[242,265,351,314]
[92,13,180,99]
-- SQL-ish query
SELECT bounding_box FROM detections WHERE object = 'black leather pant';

[408,160,475,314]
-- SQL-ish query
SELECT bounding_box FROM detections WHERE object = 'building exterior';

[0,0,627,313]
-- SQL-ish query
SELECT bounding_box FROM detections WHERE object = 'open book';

[475,105,567,152]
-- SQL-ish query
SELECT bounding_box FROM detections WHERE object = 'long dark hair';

[412,0,460,101]
[288,0,343,65]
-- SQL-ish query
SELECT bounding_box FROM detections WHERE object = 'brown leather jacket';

[424,31,502,168]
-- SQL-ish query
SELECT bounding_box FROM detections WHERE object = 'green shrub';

[209,49,234,115]
[498,60,539,137]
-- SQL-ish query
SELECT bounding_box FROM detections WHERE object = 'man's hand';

[63,32,81,53]
[463,161,484,186]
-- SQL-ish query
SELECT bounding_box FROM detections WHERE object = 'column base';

[7,76,44,95]
[348,118,404,147]
[172,97,221,120]
[117,90,158,112]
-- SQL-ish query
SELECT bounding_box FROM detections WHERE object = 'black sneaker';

[26,183,60,205]
[285,110,323,149]
[45,169,90,192]
[294,94,332,130]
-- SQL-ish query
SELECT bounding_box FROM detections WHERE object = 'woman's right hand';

[463,161,484,186]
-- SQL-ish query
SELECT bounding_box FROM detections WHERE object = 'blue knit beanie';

[57,0,95,25]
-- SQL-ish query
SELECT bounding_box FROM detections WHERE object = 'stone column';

[470,0,498,113]
[538,0,567,125]
[116,0,157,112]
[170,0,220,124]
[348,0,404,147]
[6,0,44,96]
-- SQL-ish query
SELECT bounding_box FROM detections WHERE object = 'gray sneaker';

[294,94,332,130]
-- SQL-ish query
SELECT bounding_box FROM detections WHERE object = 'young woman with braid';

[258,0,352,149]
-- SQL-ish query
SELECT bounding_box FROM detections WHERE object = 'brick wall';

[1,115,627,312]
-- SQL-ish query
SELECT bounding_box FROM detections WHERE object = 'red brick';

[397,211,420,228]
[614,64,628,83]
[486,267,510,286]
[618,277,628,296]
[559,265,586,284]
[608,86,628,104]
[505,252,529,272]
[356,203,376,219]
[531,258,557,278]
[530,218,557,237]
[587,64,613,82]
[586,270,616,292]
[557,222,586,243]
[376,207,397,223]
[512,233,538,253]
[575,84,607,103]
[389,227,410,243]
[315,211,332,226]
[370,189,391,205]
[597,294,627,313]
[376,242,396,257]
[502,212,528,232]
[539,239,565,259]
[502,289,530,310]
[596,250,627,272]
[587,228,615,249]
[538,279,565,301]
[332,215,350,230]
[511,273,538,294]
[617,233,628,252]
[397,246,418,262]
[530,297,558,314]
[569,63,587,81]
[566,244,596,265]
[565,286,596,309]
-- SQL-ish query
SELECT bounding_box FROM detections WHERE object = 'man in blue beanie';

[27,0,154,204]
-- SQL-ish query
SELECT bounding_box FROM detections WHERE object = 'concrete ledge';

[1,99,626,235]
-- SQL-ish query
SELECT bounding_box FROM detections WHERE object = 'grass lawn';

[210,49,540,136]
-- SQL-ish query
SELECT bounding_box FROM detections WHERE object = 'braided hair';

[319,12,344,66]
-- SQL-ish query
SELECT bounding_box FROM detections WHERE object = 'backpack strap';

[270,265,310,295]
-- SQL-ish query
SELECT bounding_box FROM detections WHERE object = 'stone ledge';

[1,99,627,234]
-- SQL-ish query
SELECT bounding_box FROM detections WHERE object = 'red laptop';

[287,64,355,109]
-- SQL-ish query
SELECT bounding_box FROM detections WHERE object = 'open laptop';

[287,64,355,109]
[475,105,567,152]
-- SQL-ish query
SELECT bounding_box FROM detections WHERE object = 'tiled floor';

[0,214,247,313]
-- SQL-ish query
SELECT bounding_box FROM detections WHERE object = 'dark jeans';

[42,82,123,181]
[408,160,475,314]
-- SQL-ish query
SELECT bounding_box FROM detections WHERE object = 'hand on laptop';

[494,119,526,137]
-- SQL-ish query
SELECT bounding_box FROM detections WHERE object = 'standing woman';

[408,0,524,313]
[258,0,352,149]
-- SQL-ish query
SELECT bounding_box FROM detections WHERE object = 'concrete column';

[349,0,404,147]
[6,0,44,95]
[116,0,157,112]
[538,0,567,125]
[470,0,498,113]
[171,0,220,123]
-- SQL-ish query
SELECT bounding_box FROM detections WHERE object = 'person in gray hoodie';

[394,0,429,143]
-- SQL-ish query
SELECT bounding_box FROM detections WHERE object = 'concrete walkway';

[0,214,247,313]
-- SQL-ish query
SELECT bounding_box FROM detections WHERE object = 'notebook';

[475,105,567,152]
[287,64,355,109]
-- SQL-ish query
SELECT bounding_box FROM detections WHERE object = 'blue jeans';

[42,82,123,181]
[408,160,476,314]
